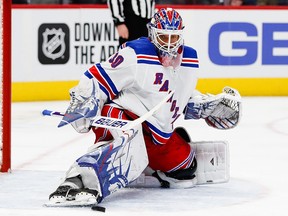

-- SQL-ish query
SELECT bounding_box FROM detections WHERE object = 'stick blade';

[57,113,84,128]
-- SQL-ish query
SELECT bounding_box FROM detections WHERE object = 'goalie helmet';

[148,8,185,69]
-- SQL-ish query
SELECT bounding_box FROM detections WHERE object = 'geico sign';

[209,22,288,65]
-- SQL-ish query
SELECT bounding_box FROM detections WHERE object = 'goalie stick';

[42,90,174,131]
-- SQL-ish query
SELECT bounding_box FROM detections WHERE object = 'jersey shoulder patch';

[125,37,157,56]
[125,37,160,65]
[181,46,199,68]
[183,46,198,59]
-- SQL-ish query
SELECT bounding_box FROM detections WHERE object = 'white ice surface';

[1,97,288,215]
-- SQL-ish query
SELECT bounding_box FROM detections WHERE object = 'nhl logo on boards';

[42,28,65,60]
[38,23,70,64]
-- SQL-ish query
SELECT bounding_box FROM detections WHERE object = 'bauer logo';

[38,23,70,64]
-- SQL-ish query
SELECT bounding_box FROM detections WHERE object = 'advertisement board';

[12,6,288,101]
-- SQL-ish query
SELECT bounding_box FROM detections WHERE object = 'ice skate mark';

[266,116,288,136]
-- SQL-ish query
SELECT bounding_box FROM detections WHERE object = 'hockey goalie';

[47,8,242,207]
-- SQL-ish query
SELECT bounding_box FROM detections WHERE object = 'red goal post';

[0,0,11,173]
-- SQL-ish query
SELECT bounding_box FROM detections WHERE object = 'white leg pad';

[129,140,230,188]
[75,127,148,198]
[190,140,230,184]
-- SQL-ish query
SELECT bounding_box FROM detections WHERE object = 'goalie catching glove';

[58,75,100,133]
[184,87,241,129]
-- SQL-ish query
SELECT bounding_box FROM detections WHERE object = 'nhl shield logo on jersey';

[38,23,70,64]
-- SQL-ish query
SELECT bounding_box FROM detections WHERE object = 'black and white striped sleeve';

[131,0,155,19]
[107,0,155,26]
[107,0,125,26]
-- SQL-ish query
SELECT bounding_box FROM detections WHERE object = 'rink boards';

[11,5,288,101]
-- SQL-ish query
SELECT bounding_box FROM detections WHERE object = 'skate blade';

[44,198,97,208]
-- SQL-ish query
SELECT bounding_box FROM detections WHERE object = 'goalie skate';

[45,185,100,207]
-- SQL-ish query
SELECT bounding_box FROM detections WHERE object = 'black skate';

[46,185,101,207]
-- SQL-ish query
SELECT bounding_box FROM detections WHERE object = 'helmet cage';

[150,28,184,57]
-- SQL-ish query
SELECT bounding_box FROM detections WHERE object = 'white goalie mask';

[148,8,185,69]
